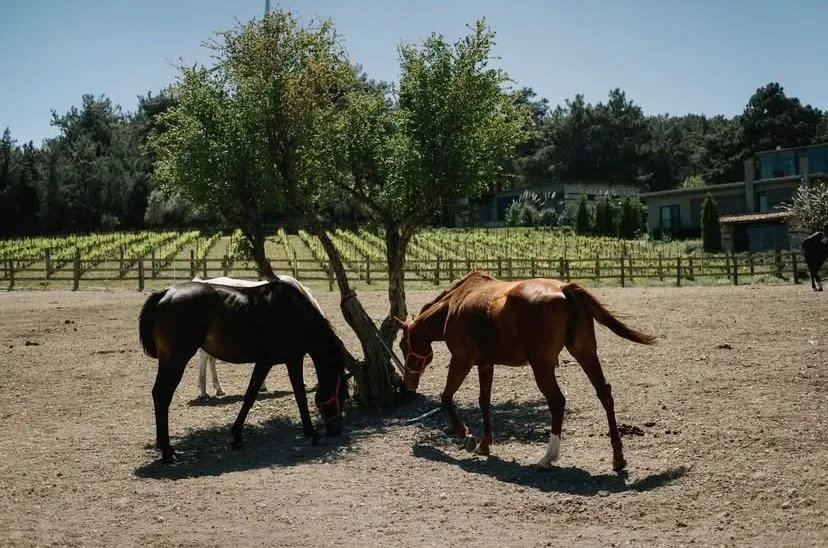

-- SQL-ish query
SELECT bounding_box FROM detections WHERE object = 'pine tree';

[574,195,591,234]
[701,193,722,252]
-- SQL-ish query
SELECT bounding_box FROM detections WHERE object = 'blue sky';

[2,0,827,146]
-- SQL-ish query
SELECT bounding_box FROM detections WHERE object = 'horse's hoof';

[534,459,553,471]
[161,449,178,464]
[197,394,210,401]
[613,458,627,471]
[259,386,269,393]
[215,390,226,397]
[462,435,477,452]
[473,442,490,456]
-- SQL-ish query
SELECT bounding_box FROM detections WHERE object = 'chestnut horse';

[139,279,348,464]
[396,272,656,471]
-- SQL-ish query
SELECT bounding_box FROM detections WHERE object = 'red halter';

[403,327,432,376]
[316,374,341,423]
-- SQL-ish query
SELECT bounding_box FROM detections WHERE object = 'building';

[470,180,643,226]
[641,142,828,252]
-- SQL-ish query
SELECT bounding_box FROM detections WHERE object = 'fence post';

[732,254,738,285]
[595,254,600,283]
[558,258,564,279]
[151,249,157,279]
[530,258,536,278]
[628,255,634,283]
[8,259,14,290]
[223,256,229,277]
[434,258,441,285]
[564,259,570,282]
[72,249,81,291]
[327,261,334,292]
[688,257,694,280]
[507,257,513,279]
[45,248,51,279]
[190,250,196,279]
[792,251,799,284]
[497,258,502,277]
[748,253,754,278]
[676,256,681,287]
[138,259,145,291]
[774,247,782,278]
[119,247,125,277]
[658,252,663,282]
[620,256,625,287]
[366,258,372,285]
[449,259,455,281]
[203,257,208,278]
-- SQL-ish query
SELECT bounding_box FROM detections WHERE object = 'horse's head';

[314,365,345,437]
[395,316,433,392]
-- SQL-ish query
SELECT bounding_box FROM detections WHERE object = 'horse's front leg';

[230,361,273,449]
[440,358,475,451]
[286,357,319,442]
[474,363,495,456]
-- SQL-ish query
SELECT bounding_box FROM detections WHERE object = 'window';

[809,146,828,174]
[758,194,768,212]
[660,205,680,229]
[759,151,796,179]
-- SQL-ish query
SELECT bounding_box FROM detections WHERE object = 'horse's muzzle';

[324,416,344,437]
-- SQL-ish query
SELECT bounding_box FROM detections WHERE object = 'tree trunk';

[310,226,404,408]
[242,225,277,281]
[379,224,411,345]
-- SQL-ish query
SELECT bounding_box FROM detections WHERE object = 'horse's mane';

[418,271,495,315]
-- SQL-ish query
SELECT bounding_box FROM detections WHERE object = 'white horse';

[191,275,326,398]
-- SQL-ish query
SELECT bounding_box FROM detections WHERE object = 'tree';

[593,196,617,236]
[573,195,591,234]
[618,196,642,239]
[741,83,823,154]
[151,12,528,406]
[782,182,828,233]
[701,193,722,252]
[681,175,705,188]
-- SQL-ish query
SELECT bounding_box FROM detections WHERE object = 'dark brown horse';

[138,279,348,464]
[802,231,828,291]
[396,271,656,471]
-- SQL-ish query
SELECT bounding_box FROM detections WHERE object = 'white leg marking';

[536,433,561,469]
[197,349,209,398]
[208,355,225,396]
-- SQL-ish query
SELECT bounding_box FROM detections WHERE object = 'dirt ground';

[0,283,825,547]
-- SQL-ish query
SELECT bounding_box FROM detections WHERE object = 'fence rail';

[1,249,821,291]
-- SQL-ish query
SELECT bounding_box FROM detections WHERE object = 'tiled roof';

[719,211,793,224]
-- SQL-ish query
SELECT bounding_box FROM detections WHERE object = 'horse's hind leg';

[196,350,214,399]
[570,346,626,471]
[152,354,190,463]
[205,354,226,397]
[230,361,273,449]
[528,359,565,469]
[286,357,319,442]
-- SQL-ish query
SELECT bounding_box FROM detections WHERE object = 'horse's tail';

[138,290,166,359]
[562,282,656,346]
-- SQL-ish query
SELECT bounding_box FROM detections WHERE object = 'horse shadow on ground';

[134,392,402,481]
[186,389,295,407]
[404,395,688,495]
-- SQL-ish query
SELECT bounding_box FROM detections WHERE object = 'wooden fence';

[1,248,822,291]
